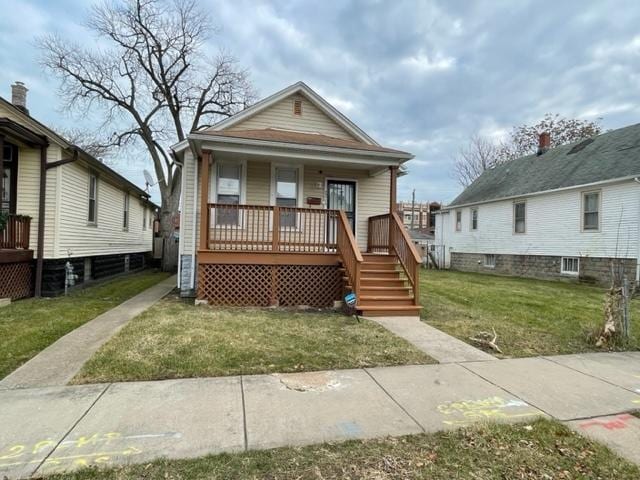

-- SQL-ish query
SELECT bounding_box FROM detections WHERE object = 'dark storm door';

[327,180,356,243]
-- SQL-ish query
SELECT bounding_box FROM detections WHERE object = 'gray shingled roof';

[448,122,640,207]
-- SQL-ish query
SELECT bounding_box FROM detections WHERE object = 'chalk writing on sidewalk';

[437,396,543,426]
[579,414,635,431]
[0,431,181,472]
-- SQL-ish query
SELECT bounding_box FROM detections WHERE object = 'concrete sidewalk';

[0,275,176,390]
[369,315,497,363]
[1,352,639,479]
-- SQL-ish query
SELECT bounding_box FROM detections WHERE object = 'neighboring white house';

[1,82,157,298]
[436,126,640,285]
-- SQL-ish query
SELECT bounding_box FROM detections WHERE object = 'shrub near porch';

[421,270,640,358]
[72,297,433,383]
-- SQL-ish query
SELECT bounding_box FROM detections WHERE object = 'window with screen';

[582,191,600,231]
[514,202,526,233]
[88,173,98,224]
[275,167,299,228]
[216,163,242,225]
[123,192,130,230]
[455,210,462,231]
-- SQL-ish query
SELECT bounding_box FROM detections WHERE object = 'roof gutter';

[442,174,640,211]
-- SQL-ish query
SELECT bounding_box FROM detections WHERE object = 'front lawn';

[421,270,640,357]
[72,297,433,383]
[42,419,640,479]
[0,271,170,379]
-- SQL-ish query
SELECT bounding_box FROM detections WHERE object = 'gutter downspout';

[34,139,49,297]
[634,177,640,283]
[190,152,199,292]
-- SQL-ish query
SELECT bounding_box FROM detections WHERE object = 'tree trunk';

[159,192,180,272]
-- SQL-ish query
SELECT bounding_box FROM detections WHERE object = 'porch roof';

[197,128,410,156]
[0,117,48,147]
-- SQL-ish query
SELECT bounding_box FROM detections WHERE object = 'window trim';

[210,159,247,228]
[513,200,526,234]
[455,210,462,232]
[484,254,496,268]
[87,171,98,226]
[270,163,304,230]
[581,189,601,232]
[470,207,478,231]
[123,192,130,231]
[561,256,580,276]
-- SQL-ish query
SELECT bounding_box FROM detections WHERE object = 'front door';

[327,180,356,233]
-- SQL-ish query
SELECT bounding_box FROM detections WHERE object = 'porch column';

[34,141,48,297]
[388,165,398,251]
[199,150,212,251]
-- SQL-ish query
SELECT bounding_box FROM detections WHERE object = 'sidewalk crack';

[240,376,249,451]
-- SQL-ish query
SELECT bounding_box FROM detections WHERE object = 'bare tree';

[452,135,503,187]
[453,114,603,187]
[55,127,113,163]
[39,0,255,271]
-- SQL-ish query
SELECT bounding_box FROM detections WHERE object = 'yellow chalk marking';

[0,445,25,461]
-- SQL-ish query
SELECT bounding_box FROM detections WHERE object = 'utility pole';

[410,188,416,231]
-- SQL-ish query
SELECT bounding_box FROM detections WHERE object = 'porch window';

[275,167,299,228]
[123,192,130,230]
[582,191,600,231]
[88,173,98,224]
[514,201,526,234]
[215,163,242,225]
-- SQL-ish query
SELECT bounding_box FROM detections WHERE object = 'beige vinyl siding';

[182,156,391,252]
[225,94,358,141]
[15,144,61,258]
[55,160,152,258]
[180,150,197,254]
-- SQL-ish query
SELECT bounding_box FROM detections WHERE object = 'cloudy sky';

[1,0,639,204]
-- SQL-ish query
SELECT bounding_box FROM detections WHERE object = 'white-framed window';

[484,254,496,268]
[582,191,600,231]
[514,201,526,234]
[88,172,98,225]
[471,208,478,231]
[123,192,130,230]
[455,210,462,231]
[143,205,147,230]
[561,257,580,275]
[214,162,244,226]
[271,164,303,229]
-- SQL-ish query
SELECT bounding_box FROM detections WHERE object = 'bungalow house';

[435,126,640,285]
[172,81,422,316]
[1,82,157,299]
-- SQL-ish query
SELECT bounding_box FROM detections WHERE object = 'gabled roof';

[448,123,640,207]
[197,128,411,156]
[0,96,151,199]
[205,81,379,145]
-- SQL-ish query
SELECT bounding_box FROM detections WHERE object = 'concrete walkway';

[1,352,639,478]
[0,276,176,390]
[368,315,497,363]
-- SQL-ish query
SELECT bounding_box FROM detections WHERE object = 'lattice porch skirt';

[197,263,343,307]
[0,261,33,300]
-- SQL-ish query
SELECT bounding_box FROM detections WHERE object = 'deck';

[0,214,33,299]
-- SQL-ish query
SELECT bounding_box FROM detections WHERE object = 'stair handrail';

[336,210,363,301]
[390,211,422,305]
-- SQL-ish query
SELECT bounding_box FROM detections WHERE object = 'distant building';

[397,201,441,234]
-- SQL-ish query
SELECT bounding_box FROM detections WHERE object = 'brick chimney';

[537,131,550,155]
[11,81,28,114]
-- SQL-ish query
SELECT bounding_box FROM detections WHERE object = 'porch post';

[0,135,4,212]
[34,141,48,297]
[388,165,398,252]
[199,150,212,251]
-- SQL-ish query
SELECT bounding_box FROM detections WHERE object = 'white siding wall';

[226,94,358,141]
[437,180,640,259]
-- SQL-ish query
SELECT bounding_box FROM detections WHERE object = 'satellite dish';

[143,169,156,190]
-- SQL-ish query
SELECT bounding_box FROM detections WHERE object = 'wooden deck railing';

[0,214,31,250]
[205,203,339,252]
[336,210,363,298]
[367,213,390,253]
[389,212,422,304]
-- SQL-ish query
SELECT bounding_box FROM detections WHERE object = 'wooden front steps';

[343,253,422,317]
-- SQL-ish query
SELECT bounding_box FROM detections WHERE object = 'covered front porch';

[189,131,421,314]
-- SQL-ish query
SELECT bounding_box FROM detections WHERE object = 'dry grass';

[72,296,434,383]
[42,419,640,479]
[421,270,640,358]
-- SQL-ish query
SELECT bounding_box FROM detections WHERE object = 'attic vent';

[293,99,302,116]
[567,138,594,155]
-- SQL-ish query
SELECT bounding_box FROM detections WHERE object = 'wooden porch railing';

[204,203,339,252]
[367,213,389,253]
[336,210,362,299]
[0,214,31,250]
[368,212,422,304]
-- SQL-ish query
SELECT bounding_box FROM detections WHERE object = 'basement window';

[293,99,302,116]
[561,257,579,275]
[484,254,496,268]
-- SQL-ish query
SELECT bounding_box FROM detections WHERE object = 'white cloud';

[399,50,456,73]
